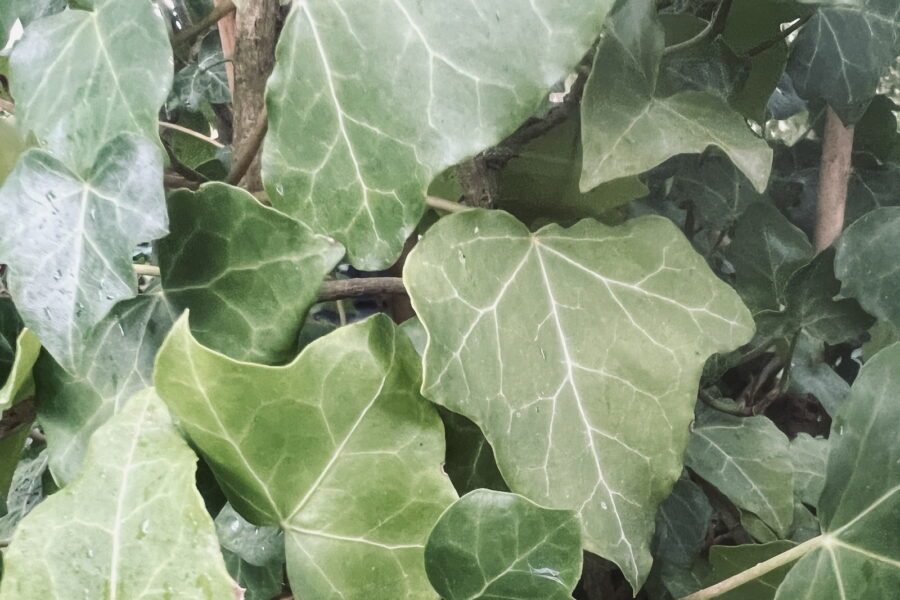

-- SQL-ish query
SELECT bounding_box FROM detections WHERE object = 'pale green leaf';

[425,490,582,600]
[0,135,167,371]
[9,0,172,171]
[216,504,284,568]
[788,0,900,123]
[654,477,713,568]
[0,389,237,600]
[0,330,40,411]
[158,183,344,364]
[685,411,795,537]
[787,330,849,417]
[791,433,827,509]
[835,206,900,330]
[155,314,457,599]
[35,289,177,484]
[404,209,753,589]
[580,0,772,195]
[263,0,614,269]
[775,343,900,599]
[0,116,26,186]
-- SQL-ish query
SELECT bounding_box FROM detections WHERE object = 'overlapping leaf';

[685,411,795,537]
[155,314,457,599]
[170,31,231,112]
[0,330,39,411]
[580,0,772,195]
[263,0,614,269]
[9,0,172,170]
[835,207,900,329]
[0,389,237,600]
[424,490,582,600]
[159,183,344,364]
[787,330,849,417]
[788,0,900,123]
[791,433,827,509]
[654,476,713,569]
[0,135,168,371]
[774,343,900,599]
[405,209,754,589]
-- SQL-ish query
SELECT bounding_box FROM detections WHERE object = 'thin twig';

[159,122,225,148]
[226,106,268,186]
[680,535,824,599]
[426,196,472,213]
[164,173,201,190]
[744,14,812,58]
[172,0,237,48]
[663,0,734,56]
[133,264,161,277]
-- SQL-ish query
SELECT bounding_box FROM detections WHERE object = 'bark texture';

[815,106,855,251]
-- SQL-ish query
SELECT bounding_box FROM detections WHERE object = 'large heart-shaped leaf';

[0,135,168,371]
[0,389,237,600]
[404,209,754,589]
[155,314,457,599]
[774,343,900,598]
[424,490,583,600]
[580,0,772,195]
[262,0,614,270]
[9,0,172,171]
[788,0,900,123]
[835,207,900,329]
[685,411,795,537]
[159,183,344,364]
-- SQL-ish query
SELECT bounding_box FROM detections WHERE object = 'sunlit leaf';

[0,330,39,411]
[405,209,753,589]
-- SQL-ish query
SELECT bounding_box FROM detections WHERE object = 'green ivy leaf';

[0,116,26,186]
[35,289,177,484]
[9,0,172,171]
[787,330,849,417]
[0,389,237,600]
[159,183,344,364]
[216,504,284,600]
[788,0,900,123]
[835,206,900,330]
[155,314,457,599]
[0,299,23,384]
[685,411,795,537]
[654,476,713,568]
[169,31,231,112]
[580,0,772,195]
[222,550,283,600]
[0,449,49,543]
[791,433,827,509]
[404,209,753,589]
[775,343,900,599]
[0,135,168,371]
[262,0,614,270]
[424,490,582,600]
[0,330,40,411]
[703,542,797,600]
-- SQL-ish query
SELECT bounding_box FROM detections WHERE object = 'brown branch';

[316,278,407,303]
[164,173,201,190]
[226,106,268,186]
[172,0,237,48]
[214,0,237,93]
[815,106,855,250]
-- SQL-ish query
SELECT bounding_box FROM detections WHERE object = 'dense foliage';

[0,0,898,598]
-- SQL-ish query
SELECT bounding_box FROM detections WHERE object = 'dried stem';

[159,122,225,149]
[815,106,855,250]
[172,0,237,48]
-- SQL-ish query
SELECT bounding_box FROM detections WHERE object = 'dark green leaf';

[654,477,713,568]
[787,330,849,416]
[169,31,230,112]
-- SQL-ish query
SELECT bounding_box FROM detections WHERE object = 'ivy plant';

[0,0,897,599]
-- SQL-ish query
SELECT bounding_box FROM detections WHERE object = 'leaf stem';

[425,196,473,213]
[172,0,237,48]
[158,122,225,148]
[663,0,734,56]
[680,535,824,599]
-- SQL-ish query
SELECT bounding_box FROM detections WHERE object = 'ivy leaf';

[222,550,283,600]
[685,411,795,537]
[0,299,23,384]
[0,330,40,411]
[835,207,900,329]
[702,542,798,600]
[654,477,713,568]
[169,31,231,112]
[756,248,875,346]
[155,314,457,599]
[158,183,344,364]
[580,0,772,195]
[0,449,49,543]
[262,0,614,270]
[216,505,285,600]
[35,289,177,484]
[0,389,237,600]
[425,490,582,600]
[404,209,754,589]
[791,433,827,509]
[788,0,900,123]
[0,117,26,186]
[0,135,168,371]
[775,343,900,599]
[9,0,172,171]
[724,202,814,315]
[786,330,849,417]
